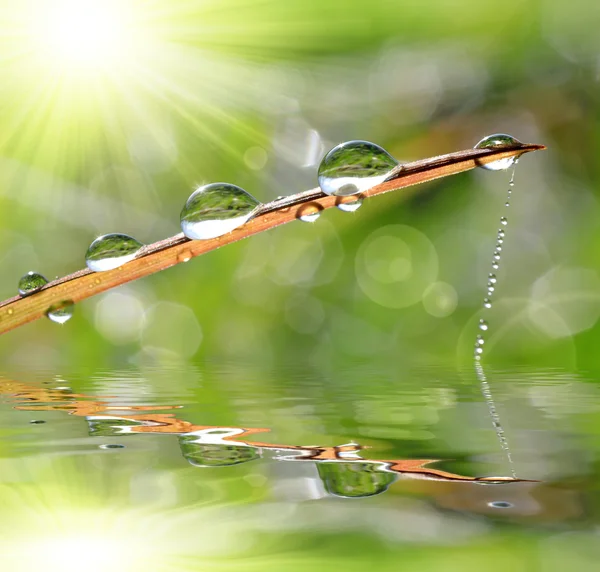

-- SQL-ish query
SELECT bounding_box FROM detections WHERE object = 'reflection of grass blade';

[0,142,545,335]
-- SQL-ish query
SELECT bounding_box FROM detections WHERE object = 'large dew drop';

[180,182,261,240]
[85,233,143,272]
[318,140,399,196]
[18,271,48,296]
[474,133,522,171]
[46,300,74,324]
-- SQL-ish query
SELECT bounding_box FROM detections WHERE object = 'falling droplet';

[474,133,522,171]
[297,203,322,223]
[337,197,363,212]
[500,217,508,226]
[483,299,492,309]
[479,319,489,331]
[18,271,48,296]
[85,233,144,272]
[318,140,399,196]
[46,300,74,324]
[180,182,261,240]
[99,444,125,449]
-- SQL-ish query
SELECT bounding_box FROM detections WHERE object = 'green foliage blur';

[2,1,600,570]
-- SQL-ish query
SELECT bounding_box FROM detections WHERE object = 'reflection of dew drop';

[474,133,522,171]
[297,203,322,223]
[180,183,261,240]
[46,301,74,324]
[86,233,144,272]
[99,444,125,449]
[318,140,399,196]
[487,501,514,509]
[18,271,48,296]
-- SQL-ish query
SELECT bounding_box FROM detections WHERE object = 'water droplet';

[46,300,74,324]
[297,203,322,223]
[180,183,261,240]
[177,249,193,263]
[487,286,495,295]
[488,274,497,283]
[493,254,501,262]
[498,230,505,238]
[30,420,46,424]
[483,299,492,309]
[505,202,510,207]
[491,263,499,270]
[488,501,513,509]
[318,140,399,196]
[474,133,522,171]
[479,319,489,331]
[337,197,363,213]
[85,233,143,272]
[500,217,508,226]
[476,335,485,345]
[18,271,48,296]
[99,444,125,449]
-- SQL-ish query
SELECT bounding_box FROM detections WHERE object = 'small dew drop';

[318,140,399,196]
[488,274,497,283]
[18,271,48,296]
[488,501,513,509]
[479,319,489,331]
[337,197,363,213]
[99,444,125,449]
[483,299,492,309]
[475,346,483,355]
[180,182,261,240]
[86,233,144,272]
[297,203,322,223]
[476,335,485,345]
[493,254,501,262]
[498,230,505,238]
[46,300,74,324]
[178,249,193,263]
[492,263,499,270]
[500,217,508,226]
[474,133,522,171]
[487,287,495,295]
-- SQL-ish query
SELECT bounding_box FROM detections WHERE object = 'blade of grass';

[0,141,545,335]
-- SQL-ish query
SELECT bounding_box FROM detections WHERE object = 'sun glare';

[32,0,142,71]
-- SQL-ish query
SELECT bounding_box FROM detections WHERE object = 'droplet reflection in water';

[85,233,144,272]
[18,271,48,296]
[474,133,522,171]
[180,182,261,240]
[318,140,399,196]
[46,300,74,324]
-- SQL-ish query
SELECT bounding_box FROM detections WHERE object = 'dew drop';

[488,501,513,509]
[46,300,74,324]
[178,249,193,263]
[479,319,489,331]
[297,203,322,223]
[500,217,508,226]
[498,230,505,238]
[180,182,261,240]
[99,444,125,449]
[476,335,485,345]
[488,274,497,283]
[474,133,522,171]
[483,299,492,309]
[318,140,399,196]
[18,271,48,296]
[492,263,499,270]
[337,197,363,213]
[86,233,143,272]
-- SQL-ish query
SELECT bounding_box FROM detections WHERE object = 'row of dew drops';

[17,134,522,324]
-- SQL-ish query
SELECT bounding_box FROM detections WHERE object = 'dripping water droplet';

[474,133,522,171]
[337,197,363,213]
[297,203,322,223]
[86,233,144,272]
[180,183,261,240]
[46,300,74,324]
[318,140,399,196]
[18,271,48,296]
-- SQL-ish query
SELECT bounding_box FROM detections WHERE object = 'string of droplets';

[474,165,517,479]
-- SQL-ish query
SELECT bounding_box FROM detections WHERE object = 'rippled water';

[1,363,598,570]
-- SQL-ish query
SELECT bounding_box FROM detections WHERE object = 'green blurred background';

[2,0,600,570]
